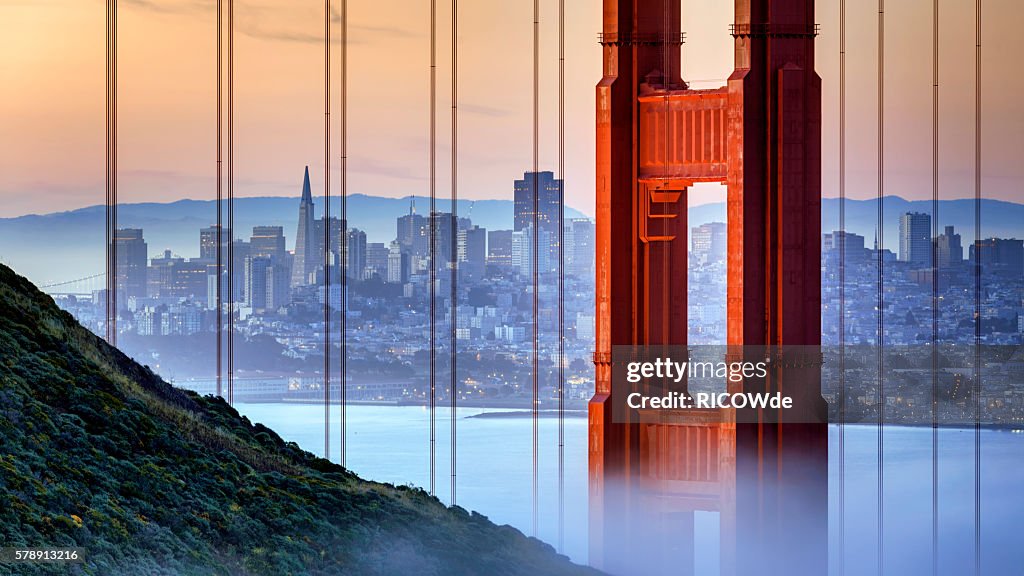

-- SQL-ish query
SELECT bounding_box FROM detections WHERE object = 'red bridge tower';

[590,0,828,574]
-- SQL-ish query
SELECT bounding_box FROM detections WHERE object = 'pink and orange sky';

[0,0,1020,218]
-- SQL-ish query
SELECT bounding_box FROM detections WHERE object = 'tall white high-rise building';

[566,218,594,278]
[512,225,551,276]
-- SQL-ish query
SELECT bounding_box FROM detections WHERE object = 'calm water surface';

[235,404,1024,574]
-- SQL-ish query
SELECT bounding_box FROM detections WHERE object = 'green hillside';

[0,264,597,576]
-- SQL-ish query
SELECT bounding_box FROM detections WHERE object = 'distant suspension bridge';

[39,272,107,296]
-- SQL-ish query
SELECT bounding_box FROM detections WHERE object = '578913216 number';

[0,547,85,564]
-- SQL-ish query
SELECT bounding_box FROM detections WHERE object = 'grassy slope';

[0,264,597,576]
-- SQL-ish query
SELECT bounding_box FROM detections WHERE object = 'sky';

[0,0,1020,219]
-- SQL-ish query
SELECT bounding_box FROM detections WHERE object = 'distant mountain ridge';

[0,195,1021,285]
[0,195,587,283]
[687,195,1024,253]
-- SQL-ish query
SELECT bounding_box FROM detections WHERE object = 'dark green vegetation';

[0,264,598,576]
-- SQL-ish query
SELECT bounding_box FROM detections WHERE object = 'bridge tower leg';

[727,2,827,574]
[591,1,686,572]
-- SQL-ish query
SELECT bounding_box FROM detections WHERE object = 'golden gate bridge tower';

[589,0,828,574]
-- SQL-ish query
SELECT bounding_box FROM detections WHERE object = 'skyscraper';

[934,225,963,268]
[514,171,563,233]
[899,212,932,267]
[387,241,410,284]
[822,230,867,263]
[245,255,290,312]
[971,237,1024,278]
[397,199,428,257]
[567,218,595,278]
[427,211,467,270]
[200,225,231,261]
[487,230,514,267]
[231,240,250,302]
[365,242,389,279]
[343,228,367,280]
[691,222,728,265]
[313,216,345,266]
[265,263,290,310]
[514,171,563,266]
[822,230,865,253]
[512,225,550,276]
[114,228,147,302]
[457,225,487,280]
[291,166,318,287]
[250,226,286,262]
[148,250,183,298]
[148,251,209,301]
[245,256,271,310]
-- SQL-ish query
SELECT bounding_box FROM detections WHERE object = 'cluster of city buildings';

[52,180,1024,421]
[819,211,1024,425]
[101,169,595,333]
[59,169,598,407]
[821,211,1024,346]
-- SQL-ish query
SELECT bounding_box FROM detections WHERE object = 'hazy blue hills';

[0,194,1021,286]
[0,263,599,576]
[687,196,1024,248]
[819,196,1024,248]
[0,196,587,284]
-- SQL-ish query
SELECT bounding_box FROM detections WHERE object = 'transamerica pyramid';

[291,166,317,287]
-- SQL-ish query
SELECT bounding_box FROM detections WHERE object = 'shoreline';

[227,399,1024,430]
[230,397,592,412]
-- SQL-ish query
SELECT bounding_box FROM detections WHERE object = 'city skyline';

[93,168,595,308]
[89,180,1023,345]
[47,165,602,416]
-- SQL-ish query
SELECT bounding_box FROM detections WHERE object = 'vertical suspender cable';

[105,0,111,343]
[106,0,118,346]
[557,0,565,553]
[930,1,940,574]
[104,0,107,340]
[429,0,437,497]
[105,0,109,342]
[876,1,885,572]
[838,0,847,572]
[216,0,224,399]
[450,0,459,507]
[340,0,349,468]
[105,0,110,342]
[428,3,438,498]
[113,0,118,345]
[114,0,118,343]
[973,1,982,573]
[227,0,235,406]
[324,0,332,460]
[531,0,540,539]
